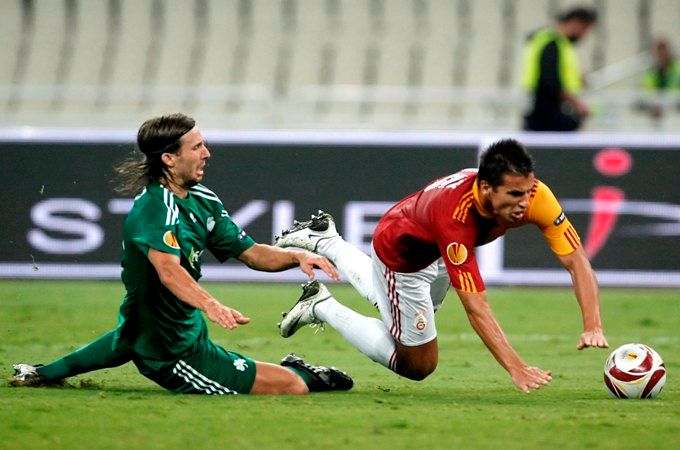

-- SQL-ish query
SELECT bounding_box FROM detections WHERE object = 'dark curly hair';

[477,139,535,187]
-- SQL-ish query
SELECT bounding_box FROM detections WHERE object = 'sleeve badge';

[163,230,180,249]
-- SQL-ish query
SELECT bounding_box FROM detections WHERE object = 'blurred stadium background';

[1,0,678,131]
[1,0,679,287]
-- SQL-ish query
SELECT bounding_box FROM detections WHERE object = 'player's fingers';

[300,263,315,280]
[529,367,551,377]
[217,317,233,329]
[320,261,340,280]
[312,256,339,280]
[230,309,251,324]
[221,310,238,329]
[534,371,551,384]
[210,312,229,328]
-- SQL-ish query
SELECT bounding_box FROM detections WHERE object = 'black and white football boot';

[274,210,339,252]
[278,280,331,338]
[280,353,353,392]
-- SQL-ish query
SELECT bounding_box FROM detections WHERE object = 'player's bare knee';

[403,364,437,381]
[288,377,309,395]
[396,357,438,381]
[394,340,438,380]
[277,370,309,394]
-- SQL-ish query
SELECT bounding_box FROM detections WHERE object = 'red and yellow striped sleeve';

[457,269,480,293]
[526,181,581,255]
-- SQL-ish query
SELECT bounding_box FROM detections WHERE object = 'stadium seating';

[1,0,678,131]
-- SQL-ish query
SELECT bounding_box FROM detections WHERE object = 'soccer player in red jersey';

[277,139,608,393]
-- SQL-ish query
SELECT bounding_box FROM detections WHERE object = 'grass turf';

[0,280,678,449]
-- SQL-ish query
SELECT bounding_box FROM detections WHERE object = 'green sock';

[37,330,131,381]
[286,367,314,388]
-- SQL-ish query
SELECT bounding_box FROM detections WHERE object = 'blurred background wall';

[1,0,679,285]
[1,0,678,132]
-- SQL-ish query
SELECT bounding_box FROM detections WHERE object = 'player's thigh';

[250,361,308,395]
[371,248,439,346]
[142,341,258,395]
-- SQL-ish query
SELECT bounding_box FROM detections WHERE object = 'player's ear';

[161,153,175,167]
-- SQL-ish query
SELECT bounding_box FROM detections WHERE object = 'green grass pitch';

[1,280,678,449]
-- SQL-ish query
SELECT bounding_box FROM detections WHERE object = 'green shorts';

[135,340,257,395]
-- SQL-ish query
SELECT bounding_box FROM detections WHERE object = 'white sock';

[317,237,377,306]
[314,297,395,369]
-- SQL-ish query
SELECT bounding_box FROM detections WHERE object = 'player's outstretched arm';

[556,246,609,350]
[457,290,552,394]
[238,243,340,280]
[148,248,250,329]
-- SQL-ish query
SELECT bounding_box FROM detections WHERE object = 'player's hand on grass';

[205,299,251,329]
[577,328,609,350]
[295,251,340,281]
[511,366,552,394]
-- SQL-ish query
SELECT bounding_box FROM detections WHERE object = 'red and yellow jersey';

[372,169,580,293]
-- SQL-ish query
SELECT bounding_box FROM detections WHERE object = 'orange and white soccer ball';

[603,343,666,399]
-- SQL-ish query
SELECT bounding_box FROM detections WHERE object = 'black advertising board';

[1,130,678,286]
[506,145,680,271]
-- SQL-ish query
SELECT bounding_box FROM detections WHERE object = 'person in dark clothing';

[522,7,598,132]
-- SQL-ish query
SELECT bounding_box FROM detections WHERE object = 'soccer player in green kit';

[12,113,353,395]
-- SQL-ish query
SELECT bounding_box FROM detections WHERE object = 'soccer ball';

[603,343,666,399]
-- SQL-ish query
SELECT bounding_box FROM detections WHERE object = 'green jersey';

[113,182,255,361]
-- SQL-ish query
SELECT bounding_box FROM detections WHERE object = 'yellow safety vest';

[522,28,582,94]
[642,60,680,91]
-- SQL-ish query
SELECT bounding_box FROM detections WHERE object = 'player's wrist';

[202,297,222,312]
[583,325,603,334]
[289,249,307,265]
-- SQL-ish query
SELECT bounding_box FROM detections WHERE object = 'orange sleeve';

[527,181,581,255]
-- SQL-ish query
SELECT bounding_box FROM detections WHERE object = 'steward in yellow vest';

[522,7,597,132]
[643,39,680,92]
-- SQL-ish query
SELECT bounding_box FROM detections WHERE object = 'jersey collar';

[472,178,494,219]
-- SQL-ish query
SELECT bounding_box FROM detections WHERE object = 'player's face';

[167,127,211,189]
[483,172,535,223]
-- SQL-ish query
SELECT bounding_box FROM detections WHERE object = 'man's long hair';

[114,113,196,195]
[477,139,535,187]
